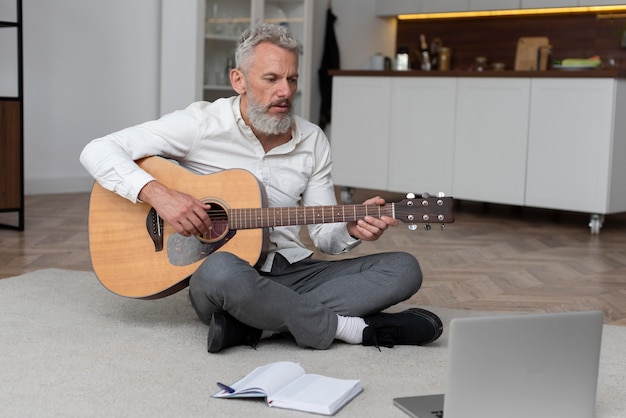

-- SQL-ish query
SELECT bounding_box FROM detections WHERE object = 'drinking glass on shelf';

[209,3,223,34]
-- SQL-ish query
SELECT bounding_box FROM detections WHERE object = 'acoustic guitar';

[88,157,454,299]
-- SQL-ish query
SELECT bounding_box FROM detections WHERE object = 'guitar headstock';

[394,192,454,231]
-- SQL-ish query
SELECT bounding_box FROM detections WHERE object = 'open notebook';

[213,361,362,415]
[394,310,603,418]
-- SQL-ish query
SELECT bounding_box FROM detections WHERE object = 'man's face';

[240,42,299,135]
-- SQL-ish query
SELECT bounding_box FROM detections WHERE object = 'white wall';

[331,0,396,70]
[160,0,204,115]
[22,0,161,194]
[16,0,392,195]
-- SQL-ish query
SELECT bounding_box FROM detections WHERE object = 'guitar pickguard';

[167,229,237,266]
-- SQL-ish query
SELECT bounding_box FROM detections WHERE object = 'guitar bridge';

[146,208,164,252]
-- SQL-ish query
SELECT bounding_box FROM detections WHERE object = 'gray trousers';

[188,251,422,349]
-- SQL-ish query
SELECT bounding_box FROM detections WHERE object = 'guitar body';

[88,157,268,299]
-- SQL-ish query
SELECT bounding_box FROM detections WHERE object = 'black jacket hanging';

[318,7,340,131]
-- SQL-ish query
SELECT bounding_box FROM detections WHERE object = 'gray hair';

[235,23,301,73]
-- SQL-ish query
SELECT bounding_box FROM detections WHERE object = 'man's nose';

[276,78,292,97]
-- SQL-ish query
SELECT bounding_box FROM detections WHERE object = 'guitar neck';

[229,204,394,229]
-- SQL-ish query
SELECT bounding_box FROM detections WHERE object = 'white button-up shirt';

[80,97,360,271]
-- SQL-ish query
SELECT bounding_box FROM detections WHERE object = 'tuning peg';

[437,192,446,198]
[406,192,416,199]
[441,224,446,231]
[408,224,417,231]
[421,192,431,199]
[424,224,432,231]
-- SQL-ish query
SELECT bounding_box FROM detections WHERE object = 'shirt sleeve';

[79,103,204,202]
[302,129,361,255]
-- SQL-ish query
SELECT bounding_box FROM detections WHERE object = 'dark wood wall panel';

[0,100,21,209]
[397,13,626,70]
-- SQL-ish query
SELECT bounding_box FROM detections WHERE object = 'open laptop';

[394,310,603,418]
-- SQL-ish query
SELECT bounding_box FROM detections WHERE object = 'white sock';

[261,330,276,340]
[335,315,367,344]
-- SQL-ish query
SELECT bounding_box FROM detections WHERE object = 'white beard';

[246,95,293,136]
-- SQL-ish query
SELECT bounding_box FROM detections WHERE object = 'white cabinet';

[469,0,520,10]
[202,0,313,119]
[526,79,623,213]
[377,0,518,15]
[331,75,626,229]
[375,0,422,16]
[330,77,456,195]
[453,78,531,205]
[580,0,626,4]
[373,0,616,15]
[421,0,469,13]
[375,0,468,15]
[388,78,456,195]
[520,0,577,7]
[330,77,392,191]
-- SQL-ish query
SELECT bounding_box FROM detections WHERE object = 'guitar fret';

[241,204,391,228]
[227,199,449,230]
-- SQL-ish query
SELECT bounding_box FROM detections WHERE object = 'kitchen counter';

[329,74,626,233]
[329,69,626,79]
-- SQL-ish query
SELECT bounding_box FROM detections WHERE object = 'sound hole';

[198,201,229,243]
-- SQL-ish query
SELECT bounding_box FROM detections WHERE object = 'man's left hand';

[347,196,398,241]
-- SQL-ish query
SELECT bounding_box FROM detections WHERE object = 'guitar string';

[206,204,447,228]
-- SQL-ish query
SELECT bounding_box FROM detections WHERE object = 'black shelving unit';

[0,0,24,231]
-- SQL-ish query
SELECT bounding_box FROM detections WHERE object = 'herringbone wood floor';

[1,191,625,325]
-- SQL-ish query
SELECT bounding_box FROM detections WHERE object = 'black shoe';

[207,311,262,353]
[362,308,443,349]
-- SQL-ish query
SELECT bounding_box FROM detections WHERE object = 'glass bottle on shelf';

[419,34,432,71]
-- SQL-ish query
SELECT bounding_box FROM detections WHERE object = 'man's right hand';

[138,180,213,237]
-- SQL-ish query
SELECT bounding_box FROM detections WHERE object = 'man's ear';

[230,68,246,95]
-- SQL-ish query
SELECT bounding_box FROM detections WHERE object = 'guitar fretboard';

[228,204,395,229]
